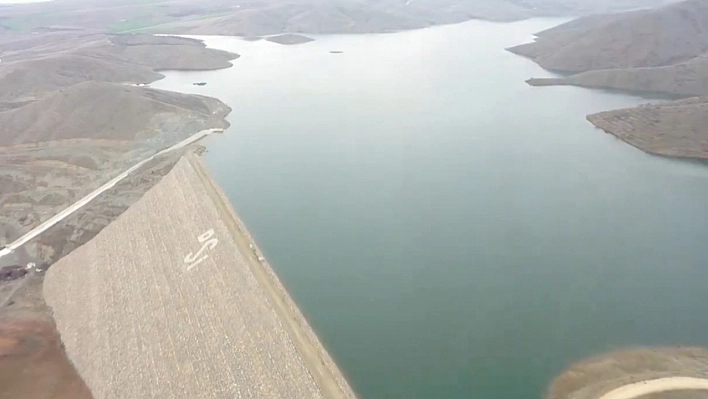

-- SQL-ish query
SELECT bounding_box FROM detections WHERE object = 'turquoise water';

[151,19,708,399]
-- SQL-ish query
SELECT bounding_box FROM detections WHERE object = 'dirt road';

[599,377,708,399]
[0,128,221,259]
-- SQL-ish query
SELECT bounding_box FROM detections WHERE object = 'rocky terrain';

[509,0,708,160]
[587,98,708,159]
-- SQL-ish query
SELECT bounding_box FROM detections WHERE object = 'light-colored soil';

[548,347,708,399]
[43,153,358,399]
[599,378,708,399]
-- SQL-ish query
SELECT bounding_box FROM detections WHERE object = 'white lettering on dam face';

[184,229,219,271]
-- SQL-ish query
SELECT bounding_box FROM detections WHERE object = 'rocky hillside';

[508,0,708,73]
[0,82,229,146]
[0,34,238,103]
[0,31,234,262]
[526,56,708,96]
[587,98,708,159]
[509,0,708,160]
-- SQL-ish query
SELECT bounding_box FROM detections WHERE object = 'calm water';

[151,19,708,399]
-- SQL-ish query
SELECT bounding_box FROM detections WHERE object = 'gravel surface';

[44,153,358,399]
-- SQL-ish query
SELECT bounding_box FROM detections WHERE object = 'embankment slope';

[44,153,358,399]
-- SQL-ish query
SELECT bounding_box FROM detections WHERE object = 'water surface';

[151,19,708,399]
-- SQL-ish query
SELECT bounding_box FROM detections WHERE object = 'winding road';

[598,377,708,399]
[0,128,222,259]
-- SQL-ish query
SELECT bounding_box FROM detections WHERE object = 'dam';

[43,152,357,399]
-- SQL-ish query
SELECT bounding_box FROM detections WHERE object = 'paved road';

[0,128,221,259]
[44,154,358,399]
[598,377,708,399]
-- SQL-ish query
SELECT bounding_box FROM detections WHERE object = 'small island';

[329,50,343,54]
[265,34,315,45]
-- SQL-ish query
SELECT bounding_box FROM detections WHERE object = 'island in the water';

[266,33,315,45]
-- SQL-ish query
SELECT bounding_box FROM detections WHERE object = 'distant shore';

[586,100,708,160]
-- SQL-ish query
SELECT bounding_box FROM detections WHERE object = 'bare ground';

[43,153,358,399]
[586,98,708,160]
[0,273,92,399]
[548,347,708,399]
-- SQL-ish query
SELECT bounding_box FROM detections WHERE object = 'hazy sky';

[0,0,52,3]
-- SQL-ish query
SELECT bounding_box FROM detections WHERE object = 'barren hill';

[0,81,229,146]
[105,0,680,36]
[508,0,708,73]
[527,56,708,96]
[0,54,160,102]
[587,98,708,159]
[0,33,238,103]
[75,34,238,71]
[507,0,708,160]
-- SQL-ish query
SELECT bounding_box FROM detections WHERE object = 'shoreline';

[587,115,708,161]
[148,40,358,395]
[598,377,708,399]
[186,153,359,399]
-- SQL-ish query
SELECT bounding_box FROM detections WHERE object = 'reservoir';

[150,19,708,399]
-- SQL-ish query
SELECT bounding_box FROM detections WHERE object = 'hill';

[75,34,238,71]
[0,33,238,103]
[587,98,708,159]
[40,0,676,36]
[0,54,160,102]
[507,0,708,160]
[508,0,708,73]
[0,81,229,146]
[527,56,708,96]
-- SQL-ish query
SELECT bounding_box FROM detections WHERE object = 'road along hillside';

[43,152,358,399]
